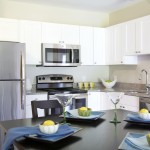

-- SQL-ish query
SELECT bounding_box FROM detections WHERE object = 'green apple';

[105,80,112,83]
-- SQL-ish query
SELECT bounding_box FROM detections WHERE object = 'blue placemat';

[66,109,105,120]
[118,132,150,150]
[2,124,74,150]
[26,126,82,142]
[127,114,150,123]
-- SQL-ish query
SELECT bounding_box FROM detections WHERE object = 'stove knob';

[67,77,70,80]
[42,77,45,80]
[70,77,73,80]
[39,77,41,80]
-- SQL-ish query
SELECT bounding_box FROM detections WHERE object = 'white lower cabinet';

[87,92,139,112]
[87,92,101,111]
[26,94,47,118]
[87,92,113,111]
[118,95,139,112]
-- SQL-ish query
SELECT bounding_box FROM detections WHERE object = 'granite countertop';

[26,82,150,99]
[75,82,150,99]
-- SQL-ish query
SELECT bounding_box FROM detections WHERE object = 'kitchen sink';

[127,90,149,94]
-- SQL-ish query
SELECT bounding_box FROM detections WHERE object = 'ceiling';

[15,0,144,13]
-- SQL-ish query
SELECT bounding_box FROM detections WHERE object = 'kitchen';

[1,0,150,149]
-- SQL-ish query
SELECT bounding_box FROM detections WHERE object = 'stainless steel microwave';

[42,43,81,67]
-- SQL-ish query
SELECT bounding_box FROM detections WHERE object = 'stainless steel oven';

[42,43,81,67]
[36,74,88,111]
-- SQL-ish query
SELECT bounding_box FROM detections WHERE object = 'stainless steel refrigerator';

[0,41,25,121]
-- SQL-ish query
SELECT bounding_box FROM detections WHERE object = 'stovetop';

[43,88,87,95]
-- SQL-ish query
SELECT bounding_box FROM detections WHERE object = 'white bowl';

[39,123,59,134]
[139,113,150,120]
[101,79,117,89]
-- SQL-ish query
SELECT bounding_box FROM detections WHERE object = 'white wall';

[26,65,109,84]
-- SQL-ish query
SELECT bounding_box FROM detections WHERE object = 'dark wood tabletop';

[1,109,150,150]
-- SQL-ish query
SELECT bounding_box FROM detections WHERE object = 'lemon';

[147,134,150,145]
[139,108,149,114]
[43,120,55,126]
[79,107,88,111]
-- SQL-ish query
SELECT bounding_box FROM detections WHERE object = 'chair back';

[31,100,63,118]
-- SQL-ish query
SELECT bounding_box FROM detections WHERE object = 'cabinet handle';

[136,51,141,53]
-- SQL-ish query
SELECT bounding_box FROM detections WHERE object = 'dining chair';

[31,100,63,118]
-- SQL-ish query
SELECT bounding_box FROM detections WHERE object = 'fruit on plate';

[146,134,150,146]
[43,120,55,126]
[105,80,112,83]
[78,107,91,117]
[139,108,149,114]
[139,108,150,120]
[39,120,59,134]
[79,107,88,111]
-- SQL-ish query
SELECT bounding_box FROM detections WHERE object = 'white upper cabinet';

[124,20,136,55]
[105,23,137,65]
[0,18,20,42]
[42,23,61,44]
[61,24,80,45]
[80,26,93,65]
[20,20,42,65]
[42,23,80,45]
[93,28,106,65]
[105,26,115,65]
[114,23,126,64]
[136,15,150,55]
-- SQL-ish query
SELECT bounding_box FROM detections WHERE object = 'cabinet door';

[114,23,126,64]
[119,95,139,112]
[80,26,93,65]
[42,22,61,43]
[0,18,20,42]
[124,20,136,55]
[105,26,115,65]
[93,28,106,65]
[26,94,47,118]
[20,21,42,65]
[87,92,101,111]
[100,92,114,110]
[136,15,150,54]
[105,24,137,65]
[61,24,80,45]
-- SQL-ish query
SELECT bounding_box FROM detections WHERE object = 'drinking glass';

[55,93,74,124]
[107,92,124,124]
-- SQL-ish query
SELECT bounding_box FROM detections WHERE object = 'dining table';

[0,109,150,150]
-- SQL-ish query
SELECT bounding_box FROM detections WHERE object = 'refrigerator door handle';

[21,80,25,110]
[20,50,25,110]
[21,47,25,80]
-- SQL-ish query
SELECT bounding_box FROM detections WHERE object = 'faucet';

[139,69,150,92]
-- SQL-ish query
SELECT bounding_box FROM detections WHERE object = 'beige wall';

[109,0,150,84]
[109,0,150,25]
[0,0,109,27]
